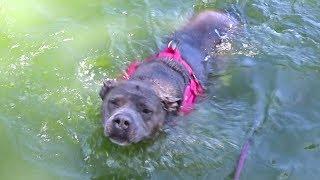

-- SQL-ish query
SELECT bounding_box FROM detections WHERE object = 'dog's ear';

[150,81,181,113]
[99,79,117,100]
[161,96,181,113]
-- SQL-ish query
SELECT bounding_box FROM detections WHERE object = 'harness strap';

[123,41,204,114]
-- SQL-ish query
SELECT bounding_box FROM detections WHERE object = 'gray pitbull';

[100,11,238,145]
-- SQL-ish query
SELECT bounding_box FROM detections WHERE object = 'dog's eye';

[109,98,121,107]
[142,108,153,115]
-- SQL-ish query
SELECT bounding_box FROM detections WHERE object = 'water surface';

[1,0,320,179]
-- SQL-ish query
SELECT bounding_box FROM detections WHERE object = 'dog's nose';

[112,117,131,130]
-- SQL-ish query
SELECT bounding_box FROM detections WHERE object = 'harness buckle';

[167,40,177,50]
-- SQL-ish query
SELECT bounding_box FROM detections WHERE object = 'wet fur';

[100,11,238,145]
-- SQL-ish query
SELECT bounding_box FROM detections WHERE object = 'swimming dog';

[100,11,238,145]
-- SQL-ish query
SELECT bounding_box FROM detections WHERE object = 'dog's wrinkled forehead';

[107,80,161,105]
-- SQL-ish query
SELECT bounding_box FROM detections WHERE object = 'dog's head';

[99,79,179,145]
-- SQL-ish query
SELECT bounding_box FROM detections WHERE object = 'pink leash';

[234,139,251,180]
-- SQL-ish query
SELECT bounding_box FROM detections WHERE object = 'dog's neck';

[130,60,188,112]
[123,43,204,114]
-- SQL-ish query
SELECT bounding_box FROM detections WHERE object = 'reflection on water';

[0,0,319,179]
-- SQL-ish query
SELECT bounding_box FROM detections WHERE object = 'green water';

[1,0,319,179]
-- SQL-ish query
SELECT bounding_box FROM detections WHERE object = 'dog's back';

[171,11,238,84]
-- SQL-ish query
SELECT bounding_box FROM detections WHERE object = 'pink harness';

[123,42,204,114]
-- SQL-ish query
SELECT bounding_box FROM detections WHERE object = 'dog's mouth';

[104,128,132,146]
[104,124,133,146]
[103,108,152,146]
[109,137,131,146]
